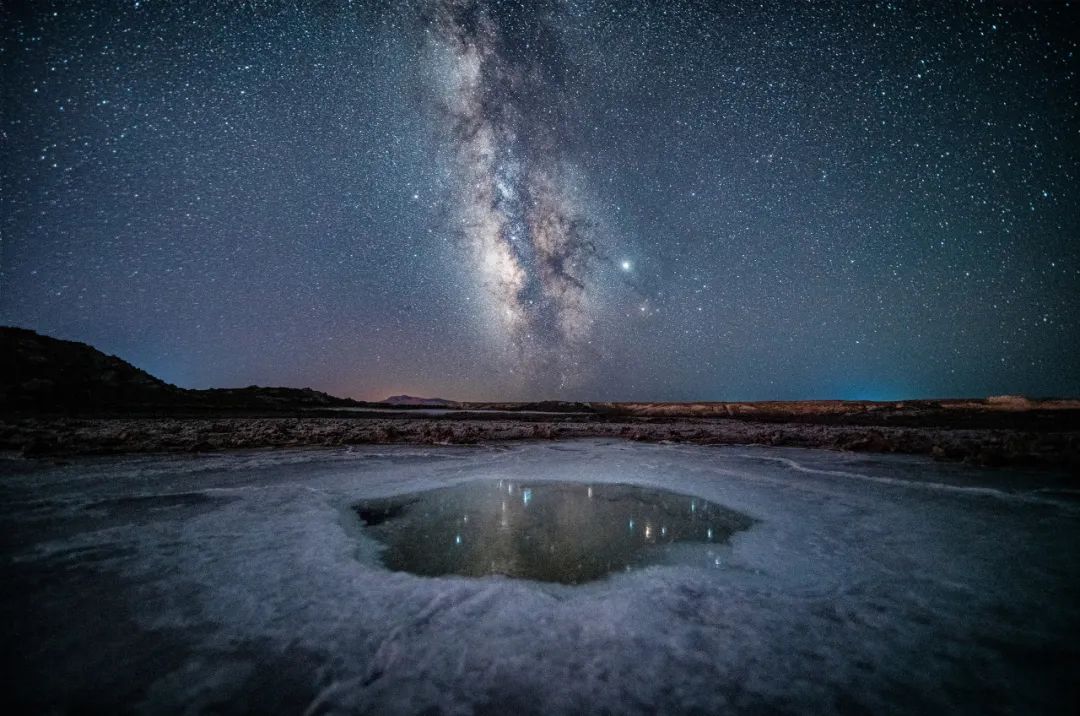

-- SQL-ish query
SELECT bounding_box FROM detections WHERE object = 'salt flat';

[2,440,1078,714]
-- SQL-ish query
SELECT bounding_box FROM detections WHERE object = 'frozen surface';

[2,440,1078,714]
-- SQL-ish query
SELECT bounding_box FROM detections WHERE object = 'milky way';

[2,1,1078,400]
[428,0,598,387]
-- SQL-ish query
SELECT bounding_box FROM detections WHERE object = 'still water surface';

[354,480,754,584]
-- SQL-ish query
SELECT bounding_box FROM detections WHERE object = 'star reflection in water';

[354,481,754,584]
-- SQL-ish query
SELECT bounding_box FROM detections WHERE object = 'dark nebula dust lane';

[1,1,1078,400]
[428,0,600,384]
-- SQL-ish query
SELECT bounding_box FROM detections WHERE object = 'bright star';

[620,260,632,271]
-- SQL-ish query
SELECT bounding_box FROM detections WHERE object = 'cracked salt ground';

[2,440,1078,714]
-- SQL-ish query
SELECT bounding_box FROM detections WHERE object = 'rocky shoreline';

[3,415,1078,471]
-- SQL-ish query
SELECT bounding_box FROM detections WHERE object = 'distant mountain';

[0,327,366,413]
[380,395,458,407]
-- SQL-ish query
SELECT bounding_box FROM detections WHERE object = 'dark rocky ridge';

[380,395,457,407]
[1,415,1077,472]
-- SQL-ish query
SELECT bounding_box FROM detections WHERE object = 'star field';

[2,1,1078,400]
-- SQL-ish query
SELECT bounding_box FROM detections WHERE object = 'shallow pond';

[354,480,754,584]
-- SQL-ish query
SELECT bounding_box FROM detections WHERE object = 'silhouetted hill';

[0,327,365,413]
[1,327,182,410]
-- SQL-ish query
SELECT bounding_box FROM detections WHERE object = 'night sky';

[2,1,1078,401]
